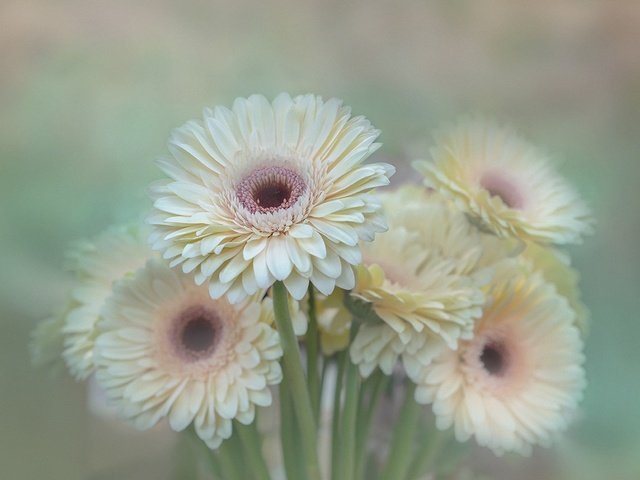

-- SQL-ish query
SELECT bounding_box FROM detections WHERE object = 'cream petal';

[249,388,273,407]
[219,254,250,284]
[297,231,327,259]
[266,237,293,281]
[311,219,358,246]
[288,223,314,239]
[253,250,274,288]
[283,272,310,301]
[313,249,342,279]
[243,238,267,260]
[208,279,232,299]
[241,268,258,295]
[310,270,336,296]
[285,237,312,274]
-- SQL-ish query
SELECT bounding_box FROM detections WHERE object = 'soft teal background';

[1,1,639,479]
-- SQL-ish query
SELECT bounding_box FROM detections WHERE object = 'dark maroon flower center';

[236,166,306,214]
[173,306,222,361]
[480,341,509,377]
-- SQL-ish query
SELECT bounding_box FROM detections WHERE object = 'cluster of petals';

[149,93,394,303]
[349,187,505,377]
[28,99,594,460]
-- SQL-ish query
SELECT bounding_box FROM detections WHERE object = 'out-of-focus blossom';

[94,259,282,449]
[414,119,592,245]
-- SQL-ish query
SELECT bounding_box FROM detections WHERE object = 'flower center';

[236,166,306,214]
[480,172,524,209]
[173,306,222,361]
[480,341,509,377]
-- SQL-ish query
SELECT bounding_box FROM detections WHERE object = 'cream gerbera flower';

[94,258,282,449]
[413,119,592,245]
[349,186,499,377]
[413,261,586,455]
[149,93,394,303]
[62,225,152,380]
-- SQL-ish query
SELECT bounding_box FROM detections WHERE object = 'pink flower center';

[480,340,509,377]
[172,306,222,361]
[480,172,524,209]
[236,166,306,214]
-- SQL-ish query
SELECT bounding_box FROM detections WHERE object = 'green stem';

[337,324,361,480]
[379,384,421,480]
[234,421,271,480]
[338,360,360,480]
[272,281,321,480]
[307,287,321,422]
[431,432,467,479]
[279,380,305,480]
[331,351,347,480]
[216,433,245,480]
[406,428,451,480]
[354,372,389,480]
[319,351,329,415]
[183,428,220,479]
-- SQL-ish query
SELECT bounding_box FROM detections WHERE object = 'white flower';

[149,93,394,303]
[94,258,283,449]
[414,119,593,244]
[413,261,586,455]
[62,225,152,380]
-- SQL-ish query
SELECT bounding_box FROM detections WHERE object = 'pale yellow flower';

[413,261,586,455]
[149,93,394,304]
[349,187,504,377]
[414,119,592,245]
[314,291,351,355]
[95,259,282,449]
[62,225,153,380]
[521,243,589,335]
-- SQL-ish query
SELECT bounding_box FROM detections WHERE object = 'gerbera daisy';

[62,225,153,380]
[413,261,586,455]
[148,93,394,303]
[94,258,282,449]
[413,119,592,245]
[349,187,500,377]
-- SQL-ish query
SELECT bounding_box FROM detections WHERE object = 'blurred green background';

[1,1,639,479]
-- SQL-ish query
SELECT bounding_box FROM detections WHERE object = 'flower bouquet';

[32,93,592,479]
